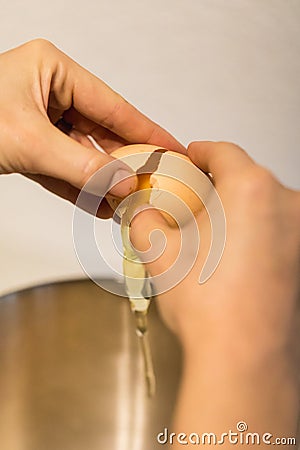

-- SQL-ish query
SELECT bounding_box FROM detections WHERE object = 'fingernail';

[108,169,137,197]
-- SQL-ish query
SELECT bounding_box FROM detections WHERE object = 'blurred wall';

[0,0,299,295]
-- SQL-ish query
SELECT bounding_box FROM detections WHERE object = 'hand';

[131,141,300,444]
[0,39,184,216]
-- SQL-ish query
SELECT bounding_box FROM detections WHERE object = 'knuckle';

[25,38,54,53]
[217,140,246,154]
[81,154,103,185]
[101,96,125,130]
[145,125,159,144]
[187,141,199,152]
[216,140,231,147]
[239,166,276,199]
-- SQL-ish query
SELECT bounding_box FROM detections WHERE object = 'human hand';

[0,39,184,216]
[131,141,300,442]
[131,141,300,341]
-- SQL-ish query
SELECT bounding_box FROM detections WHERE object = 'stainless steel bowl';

[0,279,182,450]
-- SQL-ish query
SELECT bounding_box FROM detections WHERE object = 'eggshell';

[106,144,207,226]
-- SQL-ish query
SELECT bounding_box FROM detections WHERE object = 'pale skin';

[0,39,184,216]
[2,40,300,448]
[131,141,300,448]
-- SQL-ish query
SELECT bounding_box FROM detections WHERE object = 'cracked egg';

[106,144,205,226]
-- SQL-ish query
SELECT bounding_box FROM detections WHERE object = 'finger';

[64,54,186,153]
[56,120,105,152]
[26,174,114,219]
[63,108,128,152]
[26,118,137,198]
[130,207,179,277]
[187,141,255,182]
[68,129,96,148]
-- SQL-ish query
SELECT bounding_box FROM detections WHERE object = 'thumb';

[130,206,179,277]
[25,119,137,197]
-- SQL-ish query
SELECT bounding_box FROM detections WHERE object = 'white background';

[0,0,299,295]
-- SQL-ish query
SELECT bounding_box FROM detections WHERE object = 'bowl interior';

[0,279,181,450]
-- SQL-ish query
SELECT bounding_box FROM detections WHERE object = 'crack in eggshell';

[136,148,167,178]
[106,145,204,227]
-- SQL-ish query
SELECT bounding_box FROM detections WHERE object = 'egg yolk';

[137,173,152,191]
